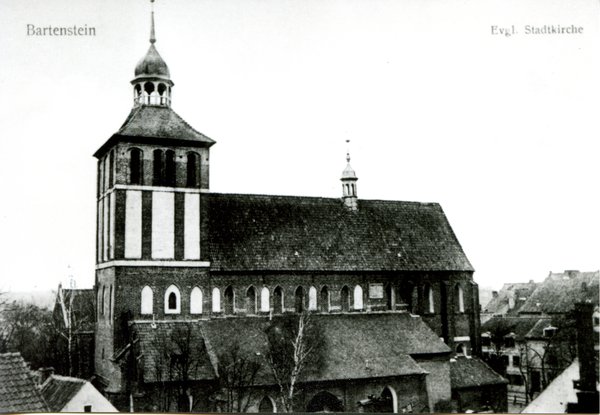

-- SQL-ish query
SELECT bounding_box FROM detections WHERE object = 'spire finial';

[150,0,156,44]
[346,139,351,162]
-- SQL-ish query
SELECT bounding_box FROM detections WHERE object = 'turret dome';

[134,44,170,79]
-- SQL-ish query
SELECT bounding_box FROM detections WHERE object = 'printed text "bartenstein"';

[27,24,96,36]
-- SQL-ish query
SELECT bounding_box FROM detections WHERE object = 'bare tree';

[52,284,94,377]
[147,323,208,412]
[262,312,322,413]
[216,342,261,412]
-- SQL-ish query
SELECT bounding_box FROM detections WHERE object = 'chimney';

[565,270,579,279]
[570,302,599,413]
[38,367,55,384]
[529,279,534,284]
[492,291,498,299]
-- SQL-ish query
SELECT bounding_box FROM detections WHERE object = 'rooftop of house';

[206,193,474,272]
[129,312,450,385]
[0,352,49,413]
[40,374,87,412]
[519,270,599,315]
[482,281,538,315]
[480,317,542,341]
[450,355,508,389]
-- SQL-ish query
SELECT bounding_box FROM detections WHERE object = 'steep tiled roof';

[40,375,86,412]
[450,356,508,389]
[0,352,49,412]
[519,271,599,315]
[94,105,215,157]
[206,193,474,272]
[480,317,541,341]
[133,313,449,385]
[482,282,538,315]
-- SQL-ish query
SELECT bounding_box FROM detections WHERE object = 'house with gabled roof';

[0,352,49,413]
[41,374,118,412]
[481,280,538,323]
[480,270,599,412]
[90,3,498,413]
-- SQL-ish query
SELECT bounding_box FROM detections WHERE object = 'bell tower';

[341,141,358,211]
[93,1,215,397]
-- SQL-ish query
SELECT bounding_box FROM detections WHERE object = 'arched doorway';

[259,396,276,413]
[379,386,397,413]
[307,391,343,412]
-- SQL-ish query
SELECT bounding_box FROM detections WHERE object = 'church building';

[92,5,504,413]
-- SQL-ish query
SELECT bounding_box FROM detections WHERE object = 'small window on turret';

[158,83,167,105]
[144,82,155,105]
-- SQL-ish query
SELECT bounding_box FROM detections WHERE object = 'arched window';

[212,287,221,312]
[246,286,256,314]
[354,285,363,310]
[190,287,202,314]
[261,287,270,312]
[141,286,153,314]
[424,284,434,313]
[187,153,198,188]
[130,148,143,185]
[341,286,349,312]
[153,150,163,186]
[158,83,167,105]
[308,286,317,310]
[380,387,398,413]
[224,286,234,314]
[259,396,276,413]
[295,287,304,313]
[386,284,394,310]
[319,286,329,312]
[165,150,176,187]
[144,81,155,97]
[455,283,464,313]
[134,84,142,104]
[164,285,180,314]
[273,287,283,314]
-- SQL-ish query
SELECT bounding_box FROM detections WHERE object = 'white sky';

[0,0,598,292]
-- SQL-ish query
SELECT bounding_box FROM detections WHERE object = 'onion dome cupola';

[131,7,173,108]
[341,143,358,211]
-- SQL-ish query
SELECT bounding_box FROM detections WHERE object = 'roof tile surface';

[207,194,474,272]
[0,352,49,412]
[40,375,86,412]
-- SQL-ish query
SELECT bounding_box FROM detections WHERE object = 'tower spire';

[150,0,156,44]
[131,0,173,107]
[341,140,358,211]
